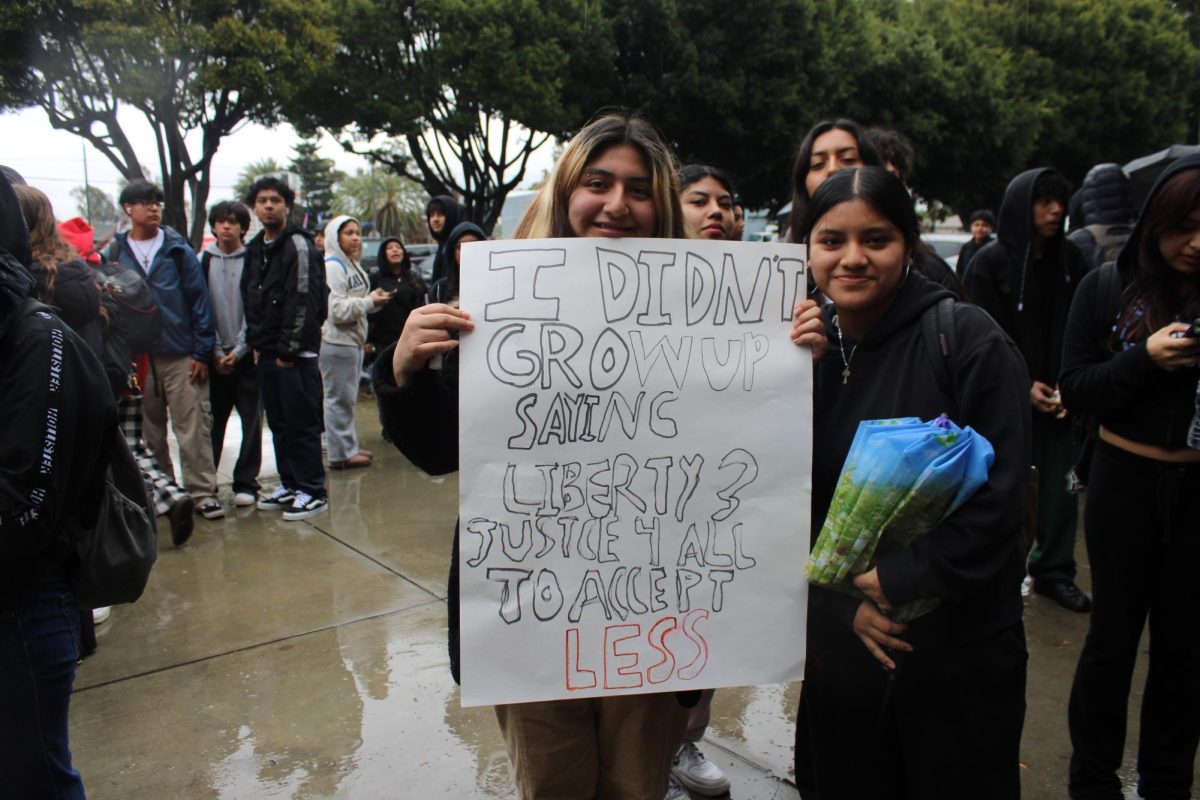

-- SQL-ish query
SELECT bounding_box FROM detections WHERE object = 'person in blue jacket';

[109,179,222,521]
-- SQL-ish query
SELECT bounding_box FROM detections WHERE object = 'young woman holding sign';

[791,166,1030,799]
[375,111,826,799]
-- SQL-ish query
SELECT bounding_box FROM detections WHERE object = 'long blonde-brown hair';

[14,184,78,297]
[514,111,686,241]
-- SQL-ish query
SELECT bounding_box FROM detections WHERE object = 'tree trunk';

[189,172,212,250]
[163,171,189,238]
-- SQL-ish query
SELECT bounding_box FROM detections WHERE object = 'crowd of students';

[378,111,1199,800]
[2,107,1198,800]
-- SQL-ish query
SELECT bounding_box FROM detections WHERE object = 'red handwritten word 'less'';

[565,609,710,691]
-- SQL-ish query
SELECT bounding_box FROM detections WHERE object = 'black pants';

[795,619,1026,800]
[1068,441,1200,799]
[209,356,262,494]
[258,355,325,500]
[1029,413,1081,583]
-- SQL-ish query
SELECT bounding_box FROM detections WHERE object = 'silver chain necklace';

[833,314,858,385]
[128,235,154,269]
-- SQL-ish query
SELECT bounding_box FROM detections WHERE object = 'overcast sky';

[0,105,553,230]
[0,106,377,222]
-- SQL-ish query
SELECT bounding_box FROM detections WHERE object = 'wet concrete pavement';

[69,411,1180,799]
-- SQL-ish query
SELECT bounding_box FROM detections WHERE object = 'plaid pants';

[118,394,190,516]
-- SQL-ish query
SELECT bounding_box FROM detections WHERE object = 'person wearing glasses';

[108,179,222,521]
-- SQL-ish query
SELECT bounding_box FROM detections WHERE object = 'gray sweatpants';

[319,341,363,462]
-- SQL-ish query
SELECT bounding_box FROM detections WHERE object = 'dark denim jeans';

[210,355,263,494]
[0,574,86,799]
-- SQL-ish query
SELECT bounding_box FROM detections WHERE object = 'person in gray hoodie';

[320,215,391,469]
[203,201,261,505]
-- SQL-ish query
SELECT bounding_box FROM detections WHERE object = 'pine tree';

[289,139,342,227]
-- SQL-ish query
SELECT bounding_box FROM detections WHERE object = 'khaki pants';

[494,693,688,800]
[684,689,715,742]
[142,354,218,501]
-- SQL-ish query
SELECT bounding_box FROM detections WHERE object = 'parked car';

[360,238,438,283]
[921,232,971,271]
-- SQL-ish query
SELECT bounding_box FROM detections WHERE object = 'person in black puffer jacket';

[1067,163,1135,272]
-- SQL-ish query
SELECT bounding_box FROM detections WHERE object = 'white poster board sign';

[457,238,811,706]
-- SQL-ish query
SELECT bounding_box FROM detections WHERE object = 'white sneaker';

[282,492,328,521]
[233,491,257,507]
[671,742,730,796]
[92,606,111,625]
[664,775,690,800]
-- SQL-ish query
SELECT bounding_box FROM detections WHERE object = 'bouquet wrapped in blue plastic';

[804,415,994,621]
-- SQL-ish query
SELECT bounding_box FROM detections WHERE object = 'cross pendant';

[842,367,851,384]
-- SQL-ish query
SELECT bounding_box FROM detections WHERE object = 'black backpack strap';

[920,296,956,404]
[1094,261,1122,326]
[200,250,212,283]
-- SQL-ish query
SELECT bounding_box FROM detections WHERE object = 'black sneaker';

[282,492,328,521]
[256,486,295,511]
[195,498,226,520]
[169,497,195,546]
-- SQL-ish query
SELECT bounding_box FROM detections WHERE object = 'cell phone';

[1170,318,1200,339]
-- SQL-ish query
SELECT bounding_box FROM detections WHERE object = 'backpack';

[70,420,158,608]
[296,232,330,326]
[99,241,163,355]
[919,296,1038,552]
[12,297,157,607]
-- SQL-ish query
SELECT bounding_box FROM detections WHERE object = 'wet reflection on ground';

[67,414,1182,799]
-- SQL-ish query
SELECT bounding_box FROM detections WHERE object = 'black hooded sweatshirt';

[964,168,1089,386]
[367,237,427,350]
[811,274,1032,649]
[0,173,113,604]
[428,220,487,304]
[426,194,464,287]
[1059,154,1200,451]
